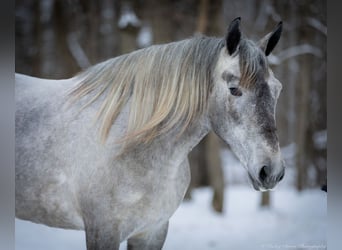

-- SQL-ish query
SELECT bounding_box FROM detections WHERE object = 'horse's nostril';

[259,165,270,182]
[277,170,285,182]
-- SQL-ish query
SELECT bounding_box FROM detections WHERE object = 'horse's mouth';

[247,172,275,192]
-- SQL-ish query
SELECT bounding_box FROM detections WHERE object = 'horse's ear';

[259,21,283,56]
[226,17,241,55]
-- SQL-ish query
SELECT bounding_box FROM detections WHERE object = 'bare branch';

[254,0,281,31]
[67,32,91,69]
[266,2,281,23]
[268,44,322,65]
[254,0,270,30]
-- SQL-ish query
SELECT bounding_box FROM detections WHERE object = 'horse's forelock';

[238,39,269,89]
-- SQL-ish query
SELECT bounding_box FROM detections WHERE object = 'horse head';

[210,17,284,191]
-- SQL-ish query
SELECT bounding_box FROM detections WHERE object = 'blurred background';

[15,0,326,249]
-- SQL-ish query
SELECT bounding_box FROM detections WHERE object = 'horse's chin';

[258,186,273,192]
[250,182,274,192]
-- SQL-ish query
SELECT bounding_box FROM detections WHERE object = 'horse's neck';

[164,116,211,165]
[123,115,211,171]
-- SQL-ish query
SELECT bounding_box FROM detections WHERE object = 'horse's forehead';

[215,48,240,76]
[215,47,282,97]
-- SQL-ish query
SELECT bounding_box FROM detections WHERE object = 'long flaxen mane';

[68,35,265,151]
[69,36,223,150]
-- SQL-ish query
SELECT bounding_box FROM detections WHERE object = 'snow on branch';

[67,32,91,69]
[137,25,153,48]
[306,17,327,36]
[40,0,54,23]
[268,44,322,65]
[118,3,141,29]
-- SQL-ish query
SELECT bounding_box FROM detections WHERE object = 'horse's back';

[15,73,84,229]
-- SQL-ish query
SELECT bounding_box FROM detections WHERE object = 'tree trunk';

[260,191,270,207]
[296,55,311,191]
[205,133,225,213]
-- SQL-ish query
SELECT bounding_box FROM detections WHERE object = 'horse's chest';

[105,159,191,237]
[139,161,190,222]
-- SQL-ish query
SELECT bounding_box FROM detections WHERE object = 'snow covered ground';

[15,185,326,250]
[164,186,326,250]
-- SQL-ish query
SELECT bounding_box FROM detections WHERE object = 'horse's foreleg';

[127,221,169,250]
[84,222,120,250]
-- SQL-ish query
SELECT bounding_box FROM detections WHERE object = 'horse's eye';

[229,87,242,97]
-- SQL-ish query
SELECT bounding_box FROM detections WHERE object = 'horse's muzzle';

[248,167,285,191]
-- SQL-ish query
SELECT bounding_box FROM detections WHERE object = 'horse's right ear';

[226,17,241,55]
[258,21,283,56]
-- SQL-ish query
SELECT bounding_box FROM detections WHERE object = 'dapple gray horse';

[16,17,285,249]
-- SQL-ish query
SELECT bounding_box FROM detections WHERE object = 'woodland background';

[15,0,326,211]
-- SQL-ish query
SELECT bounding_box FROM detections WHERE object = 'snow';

[165,186,326,250]
[15,186,326,250]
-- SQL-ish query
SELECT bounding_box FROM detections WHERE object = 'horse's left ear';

[226,17,242,55]
[259,21,283,56]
